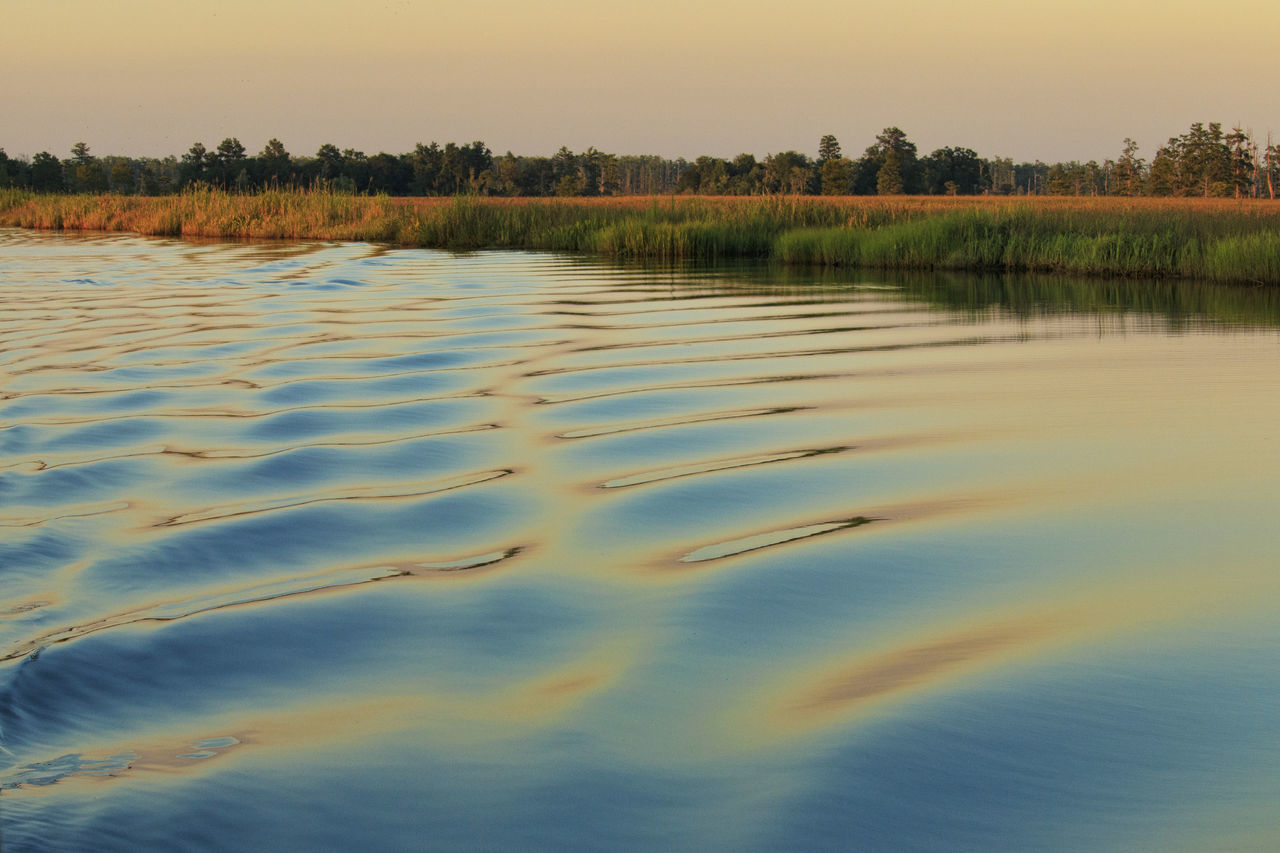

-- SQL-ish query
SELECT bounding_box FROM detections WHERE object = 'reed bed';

[3,188,1280,284]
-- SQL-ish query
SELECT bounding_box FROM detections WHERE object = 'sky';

[4,0,1278,165]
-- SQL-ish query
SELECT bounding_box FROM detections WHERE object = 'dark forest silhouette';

[2,123,1276,200]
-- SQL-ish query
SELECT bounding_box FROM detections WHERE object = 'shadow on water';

[881,269,1280,330]
[571,254,1280,330]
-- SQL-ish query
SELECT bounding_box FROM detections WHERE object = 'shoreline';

[2,190,1278,285]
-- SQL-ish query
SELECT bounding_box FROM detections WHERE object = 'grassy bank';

[3,188,1279,284]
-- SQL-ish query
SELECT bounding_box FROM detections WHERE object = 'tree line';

[2,123,1278,199]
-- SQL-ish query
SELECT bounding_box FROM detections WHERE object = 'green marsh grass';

[3,189,1280,284]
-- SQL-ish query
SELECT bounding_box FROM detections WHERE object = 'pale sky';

[4,0,1277,164]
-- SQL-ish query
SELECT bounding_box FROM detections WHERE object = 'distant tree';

[679,155,731,194]
[1225,127,1255,198]
[1046,163,1072,195]
[727,153,752,193]
[553,146,581,196]
[763,151,812,193]
[1082,160,1103,195]
[109,159,134,194]
[551,146,576,178]
[820,156,852,195]
[876,148,903,194]
[258,138,291,187]
[340,148,370,191]
[555,175,580,196]
[83,163,108,193]
[988,156,1016,194]
[410,142,442,194]
[367,152,411,195]
[496,153,521,195]
[875,128,916,157]
[520,155,558,195]
[68,157,106,194]
[601,154,621,196]
[210,137,246,188]
[7,151,33,189]
[677,159,704,194]
[922,147,982,194]
[70,142,93,166]
[179,142,208,187]
[1177,122,1231,196]
[1013,161,1050,195]
[579,147,605,196]
[31,151,64,192]
[463,141,493,194]
[261,137,288,161]
[847,155,874,195]
[709,157,731,193]
[139,159,166,195]
[855,127,921,194]
[1111,138,1145,196]
[707,158,732,194]
[616,154,651,194]
[727,153,763,194]
[438,143,467,194]
[314,143,342,185]
[1147,142,1179,196]
[817,134,841,164]
[65,142,106,193]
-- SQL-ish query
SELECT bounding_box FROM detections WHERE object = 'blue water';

[2,230,1279,851]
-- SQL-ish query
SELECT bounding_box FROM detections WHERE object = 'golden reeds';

[3,188,1279,284]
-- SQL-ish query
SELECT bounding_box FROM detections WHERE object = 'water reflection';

[594,257,1280,329]
[1,230,1278,852]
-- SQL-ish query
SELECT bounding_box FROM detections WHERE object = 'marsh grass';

[3,188,1280,284]
[774,202,1280,283]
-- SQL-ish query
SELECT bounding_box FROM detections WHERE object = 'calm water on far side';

[1,229,1279,851]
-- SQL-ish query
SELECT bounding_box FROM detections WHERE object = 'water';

[2,230,1278,852]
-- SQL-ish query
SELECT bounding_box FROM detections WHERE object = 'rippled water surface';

[2,230,1279,851]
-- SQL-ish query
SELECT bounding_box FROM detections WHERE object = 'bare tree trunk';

[1250,140,1259,198]
[1268,133,1275,200]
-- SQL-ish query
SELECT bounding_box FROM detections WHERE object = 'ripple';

[155,468,514,528]
[2,546,523,662]
[602,446,848,489]
[524,334,1017,378]
[0,502,133,529]
[5,232,1280,850]
[679,517,879,563]
[558,406,805,439]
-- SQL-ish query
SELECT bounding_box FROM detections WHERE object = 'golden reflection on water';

[792,617,1069,715]
[3,233,1280,847]
[729,555,1280,752]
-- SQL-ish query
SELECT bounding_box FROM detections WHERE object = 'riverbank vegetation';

[4,189,1279,285]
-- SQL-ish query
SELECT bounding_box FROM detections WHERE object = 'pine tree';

[817,134,841,164]
[876,148,903,195]
[1112,138,1145,196]
[820,157,852,195]
[1225,127,1255,198]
